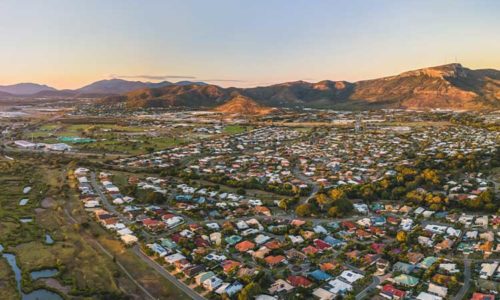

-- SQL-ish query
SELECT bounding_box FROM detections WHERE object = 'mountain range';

[103,64,500,111]
[1,64,499,110]
[0,79,206,97]
[0,83,56,95]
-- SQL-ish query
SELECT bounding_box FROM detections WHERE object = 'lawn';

[26,122,185,155]
[97,235,190,300]
[77,136,184,155]
[223,125,253,135]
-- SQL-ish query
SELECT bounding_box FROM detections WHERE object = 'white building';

[339,270,364,284]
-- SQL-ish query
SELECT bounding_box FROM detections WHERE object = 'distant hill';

[243,80,355,107]
[77,79,208,94]
[0,91,15,99]
[105,84,229,108]
[347,64,500,110]
[103,64,499,110]
[76,79,169,94]
[0,79,209,99]
[174,81,208,86]
[214,93,275,115]
[0,83,56,95]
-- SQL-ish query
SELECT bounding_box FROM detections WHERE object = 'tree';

[145,191,165,204]
[334,197,354,216]
[315,193,329,210]
[295,204,311,217]
[466,189,496,211]
[236,188,246,195]
[391,186,407,200]
[360,185,376,201]
[329,188,345,201]
[238,282,261,300]
[396,231,407,243]
[328,207,340,217]
[406,190,424,203]
[278,199,288,211]
[421,168,440,185]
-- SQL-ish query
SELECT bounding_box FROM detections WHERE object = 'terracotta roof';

[471,292,495,300]
[287,275,312,288]
[235,240,256,252]
[320,262,339,271]
[381,284,406,299]
[314,239,331,250]
[291,219,306,227]
[264,255,286,266]
[302,245,319,255]
[221,260,241,273]
[264,240,282,250]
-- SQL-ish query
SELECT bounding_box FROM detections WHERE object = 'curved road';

[453,260,471,300]
[356,276,380,300]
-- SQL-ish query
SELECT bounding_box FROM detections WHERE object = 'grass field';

[97,234,190,299]
[378,121,452,127]
[25,122,187,155]
[0,259,18,300]
[223,125,253,134]
[78,136,184,155]
[0,159,126,298]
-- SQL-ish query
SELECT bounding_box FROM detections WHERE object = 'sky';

[0,0,499,89]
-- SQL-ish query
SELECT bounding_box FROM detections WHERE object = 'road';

[451,258,498,300]
[356,272,392,300]
[90,172,130,224]
[355,276,380,300]
[453,259,471,300]
[292,165,319,204]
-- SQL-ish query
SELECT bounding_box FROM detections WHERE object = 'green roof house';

[418,256,438,269]
[393,274,419,287]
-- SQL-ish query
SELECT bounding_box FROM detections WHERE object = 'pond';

[2,252,63,300]
[45,234,54,245]
[31,268,58,280]
[23,289,64,300]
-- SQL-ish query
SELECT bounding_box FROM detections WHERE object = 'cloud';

[109,74,197,80]
[201,79,246,83]
[108,74,248,85]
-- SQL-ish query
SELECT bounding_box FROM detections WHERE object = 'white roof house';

[416,292,442,300]
[268,279,294,294]
[480,262,499,279]
[289,235,304,244]
[428,283,448,298]
[339,270,364,284]
[120,234,138,245]
[327,279,353,295]
[203,276,223,291]
[439,263,459,274]
[165,253,186,264]
[313,287,335,300]
[46,143,72,152]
